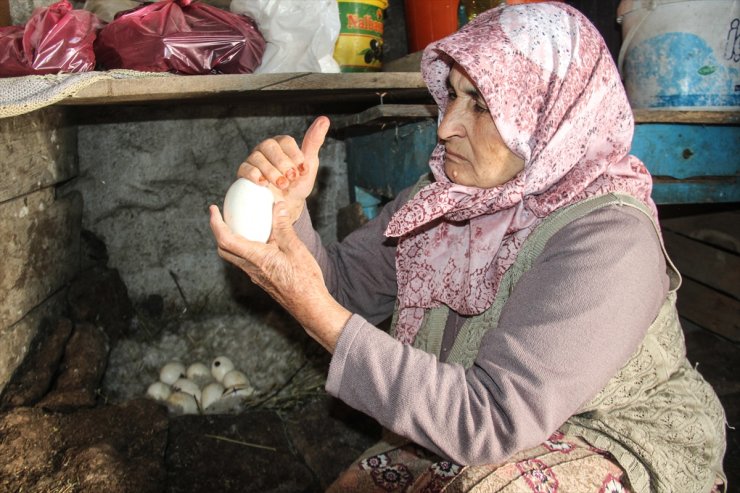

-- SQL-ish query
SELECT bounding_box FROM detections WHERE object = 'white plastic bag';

[230,0,341,73]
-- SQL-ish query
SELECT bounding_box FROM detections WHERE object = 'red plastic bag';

[94,0,266,74]
[0,0,102,77]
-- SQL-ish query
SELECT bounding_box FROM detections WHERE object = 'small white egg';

[159,361,186,386]
[167,391,199,415]
[201,382,225,410]
[222,178,274,243]
[146,381,172,401]
[186,362,212,386]
[172,378,202,402]
[205,386,254,414]
[211,356,235,382]
[223,385,255,399]
[222,370,250,389]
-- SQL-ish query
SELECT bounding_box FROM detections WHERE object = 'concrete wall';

[61,104,349,316]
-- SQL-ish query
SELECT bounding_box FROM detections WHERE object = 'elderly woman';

[210,3,726,492]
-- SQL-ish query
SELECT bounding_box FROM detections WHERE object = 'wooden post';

[0,0,10,27]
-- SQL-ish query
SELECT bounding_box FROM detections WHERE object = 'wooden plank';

[633,124,740,179]
[0,0,10,27]
[633,109,740,125]
[0,290,66,397]
[0,107,77,203]
[333,104,437,130]
[661,210,740,254]
[664,230,740,299]
[677,277,740,343]
[0,189,82,330]
[60,72,429,106]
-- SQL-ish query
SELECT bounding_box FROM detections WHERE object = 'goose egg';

[167,391,199,415]
[159,361,186,385]
[222,178,274,243]
[201,382,225,410]
[222,370,250,389]
[211,356,235,382]
[172,378,202,402]
[146,381,172,401]
[186,362,212,386]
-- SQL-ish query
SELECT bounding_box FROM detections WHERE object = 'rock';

[38,323,109,411]
[0,317,73,409]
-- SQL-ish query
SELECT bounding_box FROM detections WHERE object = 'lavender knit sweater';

[294,188,669,466]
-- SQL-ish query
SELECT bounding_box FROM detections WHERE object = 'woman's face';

[438,64,524,188]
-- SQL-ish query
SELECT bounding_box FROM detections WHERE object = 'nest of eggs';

[103,312,330,414]
[148,357,257,415]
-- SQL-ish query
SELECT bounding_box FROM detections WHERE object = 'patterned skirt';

[326,431,633,493]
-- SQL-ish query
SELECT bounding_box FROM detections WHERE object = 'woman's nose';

[437,101,464,142]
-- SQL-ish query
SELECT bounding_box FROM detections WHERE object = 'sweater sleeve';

[325,204,670,465]
[293,189,410,325]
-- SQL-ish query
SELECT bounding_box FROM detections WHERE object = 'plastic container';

[617,0,740,109]
[404,0,460,53]
[334,0,388,72]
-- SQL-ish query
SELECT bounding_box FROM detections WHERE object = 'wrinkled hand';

[209,200,350,353]
[238,116,330,224]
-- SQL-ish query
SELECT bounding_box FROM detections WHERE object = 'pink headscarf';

[385,2,656,344]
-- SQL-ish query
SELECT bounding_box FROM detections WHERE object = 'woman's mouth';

[445,149,466,163]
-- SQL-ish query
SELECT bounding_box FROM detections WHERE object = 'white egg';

[205,386,254,414]
[186,362,212,386]
[223,385,255,399]
[167,391,199,415]
[172,378,202,402]
[222,370,250,389]
[201,382,225,410]
[211,356,235,382]
[222,178,274,243]
[159,361,186,385]
[146,381,172,401]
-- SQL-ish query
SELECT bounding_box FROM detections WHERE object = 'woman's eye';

[447,91,457,100]
[474,102,488,113]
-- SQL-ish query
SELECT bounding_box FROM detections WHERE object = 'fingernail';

[276,176,288,189]
[298,163,307,175]
[285,168,297,181]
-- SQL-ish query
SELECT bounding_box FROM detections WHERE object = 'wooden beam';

[0,0,9,27]
[664,230,740,299]
[0,107,77,203]
[61,72,429,106]
[661,210,740,254]
[0,189,82,330]
[677,277,740,343]
[332,104,437,130]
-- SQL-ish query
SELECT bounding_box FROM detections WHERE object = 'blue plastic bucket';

[617,0,740,109]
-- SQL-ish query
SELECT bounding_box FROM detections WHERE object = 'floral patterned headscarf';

[385,2,655,344]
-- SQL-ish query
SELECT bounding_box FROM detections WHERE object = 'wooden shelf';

[333,104,740,129]
[48,72,740,127]
[632,109,740,125]
[57,72,430,106]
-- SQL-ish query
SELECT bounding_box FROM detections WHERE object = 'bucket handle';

[616,1,656,77]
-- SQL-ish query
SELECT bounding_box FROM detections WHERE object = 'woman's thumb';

[301,116,330,163]
[271,201,300,249]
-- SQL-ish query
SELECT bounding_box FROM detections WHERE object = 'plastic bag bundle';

[230,0,340,73]
[0,0,102,77]
[95,0,266,74]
